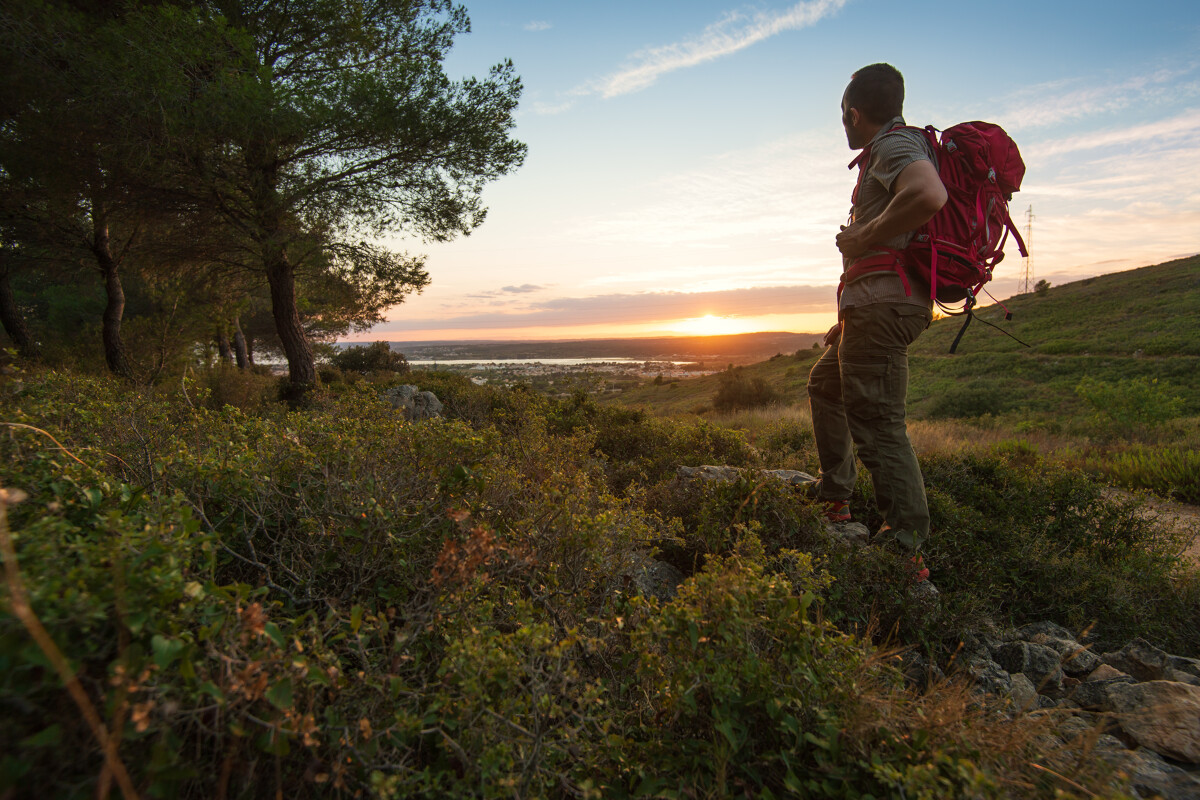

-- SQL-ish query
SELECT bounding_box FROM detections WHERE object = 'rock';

[1119,748,1200,800]
[677,465,742,482]
[385,385,443,420]
[623,557,684,602]
[1102,638,1176,682]
[1071,677,1136,711]
[993,641,1065,695]
[824,519,869,547]
[899,651,945,691]
[1029,634,1103,677]
[1167,655,1200,681]
[1016,621,1078,642]
[760,469,819,487]
[1088,664,1131,682]
[1104,680,1200,763]
[1009,672,1039,711]
[961,654,1012,696]
[676,466,816,486]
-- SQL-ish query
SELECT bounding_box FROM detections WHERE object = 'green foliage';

[329,342,411,375]
[1083,445,1200,503]
[919,445,1200,653]
[926,378,1010,419]
[1075,376,1184,440]
[712,365,781,412]
[0,372,1182,797]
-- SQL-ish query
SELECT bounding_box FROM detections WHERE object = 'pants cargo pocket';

[840,356,890,421]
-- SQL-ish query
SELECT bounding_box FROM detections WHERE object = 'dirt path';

[1106,489,1200,567]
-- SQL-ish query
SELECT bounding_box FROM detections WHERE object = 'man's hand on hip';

[835,222,873,260]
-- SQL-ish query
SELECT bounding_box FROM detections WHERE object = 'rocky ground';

[667,466,1200,799]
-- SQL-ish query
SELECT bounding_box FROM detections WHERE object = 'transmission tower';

[1020,205,1035,294]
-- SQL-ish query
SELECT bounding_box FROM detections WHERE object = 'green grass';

[612,256,1200,423]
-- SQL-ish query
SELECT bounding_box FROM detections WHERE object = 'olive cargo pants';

[807,302,932,551]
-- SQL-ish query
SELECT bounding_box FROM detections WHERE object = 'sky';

[351,0,1200,342]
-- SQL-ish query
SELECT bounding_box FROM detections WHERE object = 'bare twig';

[0,489,140,799]
[1,422,92,470]
[1027,762,1098,798]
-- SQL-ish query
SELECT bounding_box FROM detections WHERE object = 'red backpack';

[845,121,1028,351]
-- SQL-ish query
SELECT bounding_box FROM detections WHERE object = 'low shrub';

[1083,445,1200,503]
[1075,375,1184,440]
[712,365,781,412]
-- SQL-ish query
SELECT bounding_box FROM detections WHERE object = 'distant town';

[337,331,823,392]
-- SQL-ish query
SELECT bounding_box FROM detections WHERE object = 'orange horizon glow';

[340,311,837,343]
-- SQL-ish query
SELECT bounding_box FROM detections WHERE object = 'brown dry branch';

[0,485,139,799]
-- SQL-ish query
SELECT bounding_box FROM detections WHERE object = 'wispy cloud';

[502,284,544,294]
[524,20,552,32]
[996,64,1200,131]
[591,0,846,99]
[1025,108,1200,159]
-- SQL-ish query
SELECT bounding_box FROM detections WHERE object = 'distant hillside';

[611,256,1200,418]
[374,331,823,363]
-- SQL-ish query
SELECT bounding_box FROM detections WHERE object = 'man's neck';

[859,121,884,147]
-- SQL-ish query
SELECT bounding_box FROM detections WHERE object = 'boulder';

[677,465,742,482]
[825,520,870,547]
[385,385,443,420]
[623,557,684,602]
[1118,748,1200,800]
[1029,634,1102,677]
[993,641,1065,695]
[899,651,945,691]
[676,466,816,486]
[1009,672,1039,711]
[1016,621,1078,642]
[1070,676,1136,711]
[1104,680,1200,763]
[1087,664,1130,682]
[961,653,1012,696]
[1102,638,1177,682]
[1167,655,1200,681]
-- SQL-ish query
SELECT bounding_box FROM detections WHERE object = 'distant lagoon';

[408,358,698,367]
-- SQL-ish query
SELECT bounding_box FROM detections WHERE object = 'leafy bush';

[712,365,781,412]
[1075,376,1184,440]
[329,341,410,374]
[927,380,1010,419]
[919,446,1200,653]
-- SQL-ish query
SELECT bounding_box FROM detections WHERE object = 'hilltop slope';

[612,255,1200,419]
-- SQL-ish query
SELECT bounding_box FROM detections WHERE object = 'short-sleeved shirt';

[839,116,935,312]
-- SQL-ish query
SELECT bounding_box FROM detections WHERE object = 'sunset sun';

[670,314,758,336]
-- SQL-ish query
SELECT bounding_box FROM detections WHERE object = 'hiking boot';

[907,554,939,600]
[823,500,851,523]
[909,555,930,583]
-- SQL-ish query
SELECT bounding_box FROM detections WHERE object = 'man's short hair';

[846,63,904,124]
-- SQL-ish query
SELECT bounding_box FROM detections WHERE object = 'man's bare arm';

[835,159,947,260]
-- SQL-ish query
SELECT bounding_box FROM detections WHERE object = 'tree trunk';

[232,316,249,369]
[216,327,233,363]
[90,203,133,379]
[0,262,39,360]
[264,246,315,399]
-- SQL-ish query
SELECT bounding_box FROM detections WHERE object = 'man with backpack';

[807,63,945,587]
